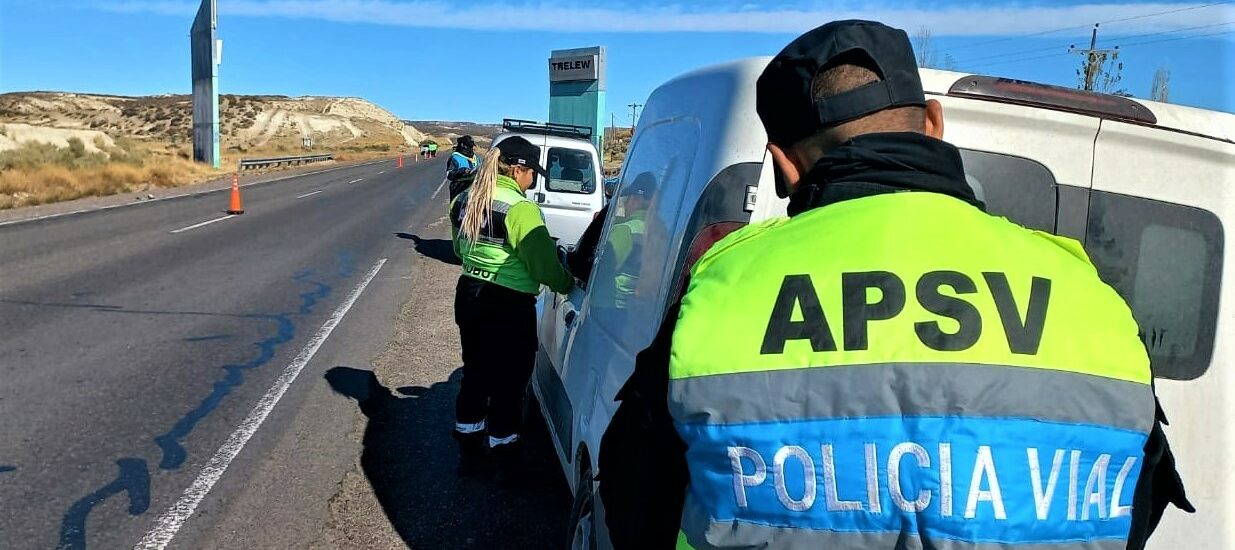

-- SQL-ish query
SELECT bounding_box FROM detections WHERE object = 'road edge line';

[133,258,389,550]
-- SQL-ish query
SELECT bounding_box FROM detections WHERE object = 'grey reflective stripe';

[491,200,513,214]
[680,495,1127,550]
[669,363,1155,433]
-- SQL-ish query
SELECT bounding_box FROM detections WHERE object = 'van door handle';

[564,309,577,327]
[536,193,547,203]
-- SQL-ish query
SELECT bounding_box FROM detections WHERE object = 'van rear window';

[1084,191,1224,380]
[545,147,595,194]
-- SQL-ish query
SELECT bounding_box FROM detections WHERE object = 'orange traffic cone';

[227,174,245,215]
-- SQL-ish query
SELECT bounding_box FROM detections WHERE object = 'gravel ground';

[314,212,571,550]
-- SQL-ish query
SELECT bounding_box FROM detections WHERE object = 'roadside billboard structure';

[548,47,606,159]
[190,0,220,169]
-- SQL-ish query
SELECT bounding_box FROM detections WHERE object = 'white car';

[530,58,1235,550]
[492,119,605,251]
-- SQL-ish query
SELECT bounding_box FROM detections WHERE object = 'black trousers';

[454,277,537,441]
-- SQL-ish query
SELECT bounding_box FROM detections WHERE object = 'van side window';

[958,149,1057,232]
[546,147,596,194]
[588,120,700,349]
[1084,191,1224,380]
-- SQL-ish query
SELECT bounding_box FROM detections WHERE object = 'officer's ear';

[767,143,804,196]
[925,99,945,140]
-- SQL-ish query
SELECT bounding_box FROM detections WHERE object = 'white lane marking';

[134,258,388,550]
[431,177,448,200]
[347,178,363,184]
[0,158,392,229]
[378,170,386,174]
[169,215,237,234]
[295,190,323,199]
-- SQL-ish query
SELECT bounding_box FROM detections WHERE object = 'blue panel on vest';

[677,416,1147,543]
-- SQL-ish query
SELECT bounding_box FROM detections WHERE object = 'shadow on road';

[325,366,569,549]
[396,233,461,266]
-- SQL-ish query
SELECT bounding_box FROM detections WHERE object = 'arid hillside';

[0,92,426,159]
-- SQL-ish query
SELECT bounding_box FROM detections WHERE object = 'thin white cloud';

[97,1,1235,36]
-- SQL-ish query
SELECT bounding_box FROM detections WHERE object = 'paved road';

[0,157,568,549]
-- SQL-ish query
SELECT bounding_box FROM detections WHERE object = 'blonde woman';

[448,136,573,482]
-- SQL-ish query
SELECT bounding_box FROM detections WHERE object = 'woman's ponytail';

[461,147,503,244]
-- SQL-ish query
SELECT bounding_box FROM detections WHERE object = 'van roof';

[673,58,1233,144]
[921,68,1234,143]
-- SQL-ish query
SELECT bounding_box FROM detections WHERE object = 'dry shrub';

[0,156,217,210]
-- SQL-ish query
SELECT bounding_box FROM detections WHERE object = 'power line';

[1105,20,1235,42]
[938,1,1231,54]
[965,28,1234,69]
[1118,28,1235,48]
[960,19,1232,69]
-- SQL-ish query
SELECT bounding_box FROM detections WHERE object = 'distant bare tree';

[1151,66,1171,103]
[942,53,958,72]
[915,27,938,68]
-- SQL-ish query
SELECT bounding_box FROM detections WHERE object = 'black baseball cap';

[756,20,927,146]
[496,136,548,178]
[457,135,475,148]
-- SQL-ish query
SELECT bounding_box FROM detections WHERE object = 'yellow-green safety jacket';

[670,192,1155,549]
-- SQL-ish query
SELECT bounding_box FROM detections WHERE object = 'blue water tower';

[548,47,606,159]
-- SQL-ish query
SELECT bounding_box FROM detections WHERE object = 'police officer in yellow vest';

[450,136,573,482]
[598,20,1191,549]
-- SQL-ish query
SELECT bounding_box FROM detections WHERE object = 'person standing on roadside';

[449,136,574,483]
[598,19,1191,550]
[446,135,480,200]
[428,141,439,158]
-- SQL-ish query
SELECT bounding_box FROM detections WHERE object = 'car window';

[958,149,1057,232]
[545,147,595,194]
[588,118,699,349]
[1084,191,1224,380]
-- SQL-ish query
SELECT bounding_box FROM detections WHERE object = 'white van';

[491,119,605,251]
[531,58,1235,550]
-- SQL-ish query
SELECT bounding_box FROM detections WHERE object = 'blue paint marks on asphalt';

[0,465,15,474]
[337,250,356,279]
[154,313,297,470]
[58,264,356,546]
[58,458,150,550]
[183,334,232,343]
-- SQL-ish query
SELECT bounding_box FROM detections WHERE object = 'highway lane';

[0,156,447,549]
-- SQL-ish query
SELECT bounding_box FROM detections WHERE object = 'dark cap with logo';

[456,135,476,148]
[496,136,548,178]
[756,20,927,146]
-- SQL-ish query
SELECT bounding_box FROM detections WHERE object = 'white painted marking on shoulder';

[347,178,363,184]
[169,215,237,234]
[378,170,386,174]
[431,177,448,200]
[134,258,388,550]
[295,190,323,199]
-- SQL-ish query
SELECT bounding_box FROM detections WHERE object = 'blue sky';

[1,0,1232,123]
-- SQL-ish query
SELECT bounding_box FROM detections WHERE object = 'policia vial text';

[760,271,1051,355]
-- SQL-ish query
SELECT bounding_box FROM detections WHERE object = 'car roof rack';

[502,118,594,140]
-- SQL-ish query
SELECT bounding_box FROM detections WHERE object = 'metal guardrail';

[238,153,334,170]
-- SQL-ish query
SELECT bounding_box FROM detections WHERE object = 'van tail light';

[673,222,746,302]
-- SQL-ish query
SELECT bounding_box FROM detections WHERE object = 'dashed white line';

[378,170,386,174]
[431,177,449,200]
[0,158,392,229]
[169,215,237,234]
[295,190,323,199]
[347,178,363,184]
[134,258,388,550]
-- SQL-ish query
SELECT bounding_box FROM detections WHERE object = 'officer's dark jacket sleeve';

[598,298,689,550]
[1128,396,1194,549]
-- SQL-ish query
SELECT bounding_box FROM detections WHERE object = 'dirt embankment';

[0,92,429,209]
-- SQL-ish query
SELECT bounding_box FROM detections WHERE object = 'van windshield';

[545,147,595,194]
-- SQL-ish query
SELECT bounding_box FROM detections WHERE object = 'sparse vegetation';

[0,138,215,210]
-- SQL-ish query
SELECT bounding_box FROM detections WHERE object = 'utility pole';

[628,103,643,131]
[1070,24,1120,92]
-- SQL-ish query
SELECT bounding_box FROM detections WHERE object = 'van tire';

[566,468,596,550]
